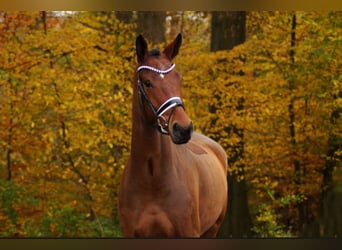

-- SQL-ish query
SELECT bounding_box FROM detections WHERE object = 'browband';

[136,63,175,74]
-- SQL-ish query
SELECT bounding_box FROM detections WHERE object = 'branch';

[78,20,112,36]
[264,49,286,75]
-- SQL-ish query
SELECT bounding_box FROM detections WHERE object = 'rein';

[137,63,184,135]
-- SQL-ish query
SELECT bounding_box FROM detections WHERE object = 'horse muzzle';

[170,121,193,144]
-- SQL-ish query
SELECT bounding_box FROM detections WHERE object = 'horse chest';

[124,162,193,207]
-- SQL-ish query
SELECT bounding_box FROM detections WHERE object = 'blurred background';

[0,11,341,237]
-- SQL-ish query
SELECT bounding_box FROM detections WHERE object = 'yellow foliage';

[0,11,340,237]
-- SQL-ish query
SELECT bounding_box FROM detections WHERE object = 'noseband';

[137,63,185,135]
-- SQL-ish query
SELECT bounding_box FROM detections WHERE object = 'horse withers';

[118,34,228,237]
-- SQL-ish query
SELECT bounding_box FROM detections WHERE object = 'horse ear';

[163,33,182,60]
[136,34,148,63]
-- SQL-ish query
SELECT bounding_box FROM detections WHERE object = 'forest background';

[0,11,341,237]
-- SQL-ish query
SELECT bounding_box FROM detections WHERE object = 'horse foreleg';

[200,208,227,238]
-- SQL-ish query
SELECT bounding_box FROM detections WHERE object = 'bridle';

[136,63,185,135]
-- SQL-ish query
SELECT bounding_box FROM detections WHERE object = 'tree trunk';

[6,83,14,181]
[288,13,309,234]
[211,11,253,237]
[137,11,166,45]
[211,11,246,51]
[115,11,133,23]
[318,90,342,236]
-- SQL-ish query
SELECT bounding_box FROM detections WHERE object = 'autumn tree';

[240,11,342,236]
[209,11,253,237]
[0,11,135,236]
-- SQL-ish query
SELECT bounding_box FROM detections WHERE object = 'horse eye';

[144,80,153,88]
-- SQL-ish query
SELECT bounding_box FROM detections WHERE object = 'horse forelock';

[149,48,161,57]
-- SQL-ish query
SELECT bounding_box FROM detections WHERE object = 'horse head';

[135,34,193,144]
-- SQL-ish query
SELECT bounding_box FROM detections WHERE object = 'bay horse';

[118,34,227,237]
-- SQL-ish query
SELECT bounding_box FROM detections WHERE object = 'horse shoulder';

[190,132,228,173]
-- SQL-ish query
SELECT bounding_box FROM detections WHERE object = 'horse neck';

[130,88,174,173]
